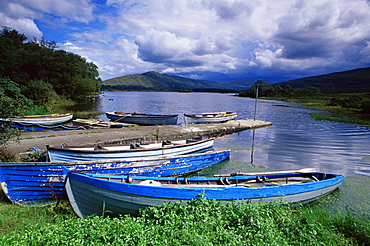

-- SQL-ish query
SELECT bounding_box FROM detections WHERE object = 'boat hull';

[65,171,344,218]
[184,112,237,124]
[4,122,87,131]
[0,150,230,206]
[106,112,178,125]
[72,119,136,128]
[47,138,214,162]
[1,113,73,126]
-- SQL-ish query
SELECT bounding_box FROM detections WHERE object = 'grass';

[264,93,370,126]
[310,113,370,125]
[72,110,102,119]
[19,98,102,120]
[1,192,369,245]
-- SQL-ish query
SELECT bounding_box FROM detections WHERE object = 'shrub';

[1,199,368,245]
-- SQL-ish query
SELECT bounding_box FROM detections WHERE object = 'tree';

[0,27,101,102]
[0,78,33,116]
[242,80,273,98]
[0,26,27,45]
[33,37,58,50]
[22,79,58,105]
[0,78,33,151]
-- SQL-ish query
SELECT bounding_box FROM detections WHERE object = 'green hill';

[102,67,370,94]
[273,67,370,94]
[102,71,254,92]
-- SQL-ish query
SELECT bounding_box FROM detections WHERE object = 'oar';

[113,111,137,122]
[113,114,131,122]
[214,168,317,177]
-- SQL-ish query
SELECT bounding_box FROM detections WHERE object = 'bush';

[360,100,370,113]
[327,95,363,109]
[22,79,59,105]
[0,78,33,116]
[1,198,369,245]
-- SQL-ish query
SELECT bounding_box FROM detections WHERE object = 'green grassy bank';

[263,93,370,126]
[1,192,369,245]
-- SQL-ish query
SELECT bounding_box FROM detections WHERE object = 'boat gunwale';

[11,113,73,119]
[84,172,342,184]
[184,112,237,118]
[68,171,344,195]
[107,111,179,118]
[0,149,227,167]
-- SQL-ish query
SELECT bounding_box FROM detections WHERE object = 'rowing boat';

[106,111,178,125]
[72,118,137,128]
[47,137,214,162]
[184,112,237,124]
[0,150,230,206]
[2,122,87,131]
[0,113,73,125]
[64,168,344,218]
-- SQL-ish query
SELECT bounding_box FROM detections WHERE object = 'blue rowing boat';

[0,150,230,206]
[64,168,344,218]
[106,111,178,125]
[4,122,87,131]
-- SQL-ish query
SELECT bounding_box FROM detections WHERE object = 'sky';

[1,0,370,83]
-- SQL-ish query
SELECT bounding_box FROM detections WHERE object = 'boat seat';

[94,145,107,150]
[162,140,172,146]
[126,176,133,183]
[218,177,226,185]
[130,143,141,149]
[311,175,319,181]
[256,176,264,183]
[186,139,199,143]
[139,180,161,186]
[255,176,278,186]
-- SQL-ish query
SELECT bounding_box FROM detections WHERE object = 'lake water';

[78,91,370,215]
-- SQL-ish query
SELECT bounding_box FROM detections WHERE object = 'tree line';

[240,80,370,113]
[239,80,323,98]
[0,27,102,155]
[0,27,101,117]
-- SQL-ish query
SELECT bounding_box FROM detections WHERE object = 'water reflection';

[250,129,256,165]
[65,96,102,112]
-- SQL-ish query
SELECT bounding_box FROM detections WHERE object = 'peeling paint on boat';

[0,150,230,206]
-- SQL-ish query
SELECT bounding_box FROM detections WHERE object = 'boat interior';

[95,173,324,188]
[62,139,201,151]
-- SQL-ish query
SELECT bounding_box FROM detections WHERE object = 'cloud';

[0,0,94,40]
[0,13,42,39]
[1,0,370,82]
[135,29,193,63]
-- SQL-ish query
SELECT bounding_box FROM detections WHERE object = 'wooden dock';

[7,119,272,154]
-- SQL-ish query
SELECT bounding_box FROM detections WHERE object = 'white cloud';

[135,29,194,62]
[0,12,43,39]
[11,0,94,22]
[1,0,370,82]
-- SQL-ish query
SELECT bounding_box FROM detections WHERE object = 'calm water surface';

[81,91,370,215]
[93,91,370,176]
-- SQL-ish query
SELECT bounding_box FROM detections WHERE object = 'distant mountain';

[102,71,254,92]
[273,67,370,94]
